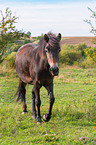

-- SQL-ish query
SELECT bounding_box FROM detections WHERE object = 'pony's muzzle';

[49,66,59,76]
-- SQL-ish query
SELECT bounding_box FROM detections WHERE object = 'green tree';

[26,31,31,37]
[0,8,28,62]
[85,7,96,35]
[85,7,96,44]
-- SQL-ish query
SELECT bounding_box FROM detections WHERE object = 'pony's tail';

[15,80,26,102]
[15,82,23,102]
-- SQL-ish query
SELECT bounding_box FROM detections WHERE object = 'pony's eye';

[45,46,50,52]
[45,49,48,52]
[59,49,61,52]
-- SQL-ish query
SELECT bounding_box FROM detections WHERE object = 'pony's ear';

[44,34,49,43]
[57,33,61,41]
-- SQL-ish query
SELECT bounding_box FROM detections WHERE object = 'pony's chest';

[37,70,53,84]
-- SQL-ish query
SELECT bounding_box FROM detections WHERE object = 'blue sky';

[0,0,96,36]
[0,0,94,3]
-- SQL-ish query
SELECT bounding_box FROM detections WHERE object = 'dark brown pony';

[15,32,61,123]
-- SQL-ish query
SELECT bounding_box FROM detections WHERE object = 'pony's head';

[44,33,61,76]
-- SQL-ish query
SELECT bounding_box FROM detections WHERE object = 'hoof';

[43,114,51,122]
[32,115,37,119]
[37,121,42,124]
[36,116,42,123]
[22,111,27,114]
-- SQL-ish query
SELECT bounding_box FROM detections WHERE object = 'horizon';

[0,0,96,37]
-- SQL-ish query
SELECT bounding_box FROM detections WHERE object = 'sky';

[0,0,96,36]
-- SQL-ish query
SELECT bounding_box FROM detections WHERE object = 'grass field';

[0,66,96,145]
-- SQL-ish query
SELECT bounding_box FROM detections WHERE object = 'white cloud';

[0,1,96,36]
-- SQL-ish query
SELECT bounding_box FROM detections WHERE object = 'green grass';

[0,66,96,145]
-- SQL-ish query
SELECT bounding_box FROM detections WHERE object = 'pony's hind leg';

[18,80,27,113]
[32,89,37,119]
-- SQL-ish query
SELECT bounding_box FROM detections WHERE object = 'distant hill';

[61,37,96,47]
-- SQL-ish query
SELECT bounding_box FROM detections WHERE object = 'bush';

[59,44,96,68]
[5,52,16,68]
[78,59,96,68]
[60,51,81,65]
[60,44,82,65]
[74,43,87,51]
[84,47,96,61]
[23,39,32,44]
[5,43,21,57]
[74,43,87,56]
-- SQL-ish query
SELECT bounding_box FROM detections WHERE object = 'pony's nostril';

[53,67,59,73]
[49,67,53,72]
[55,67,59,72]
[49,67,59,76]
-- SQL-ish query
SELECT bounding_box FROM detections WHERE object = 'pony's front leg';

[34,83,42,123]
[43,83,55,122]
[32,89,37,119]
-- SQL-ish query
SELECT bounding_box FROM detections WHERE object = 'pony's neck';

[37,40,46,60]
[36,41,49,70]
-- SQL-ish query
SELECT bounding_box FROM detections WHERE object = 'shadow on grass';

[53,106,96,126]
[0,72,7,77]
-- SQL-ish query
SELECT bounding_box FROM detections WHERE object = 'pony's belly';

[18,74,33,84]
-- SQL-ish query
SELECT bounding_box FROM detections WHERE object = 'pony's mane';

[38,32,59,47]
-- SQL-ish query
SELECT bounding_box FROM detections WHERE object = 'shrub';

[74,43,87,56]
[5,43,21,57]
[60,44,81,65]
[5,52,16,68]
[59,44,96,68]
[78,59,96,68]
[23,39,32,44]
[74,43,87,51]
[60,51,81,65]
[84,47,96,61]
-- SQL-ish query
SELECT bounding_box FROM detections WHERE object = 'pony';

[15,32,61,123]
